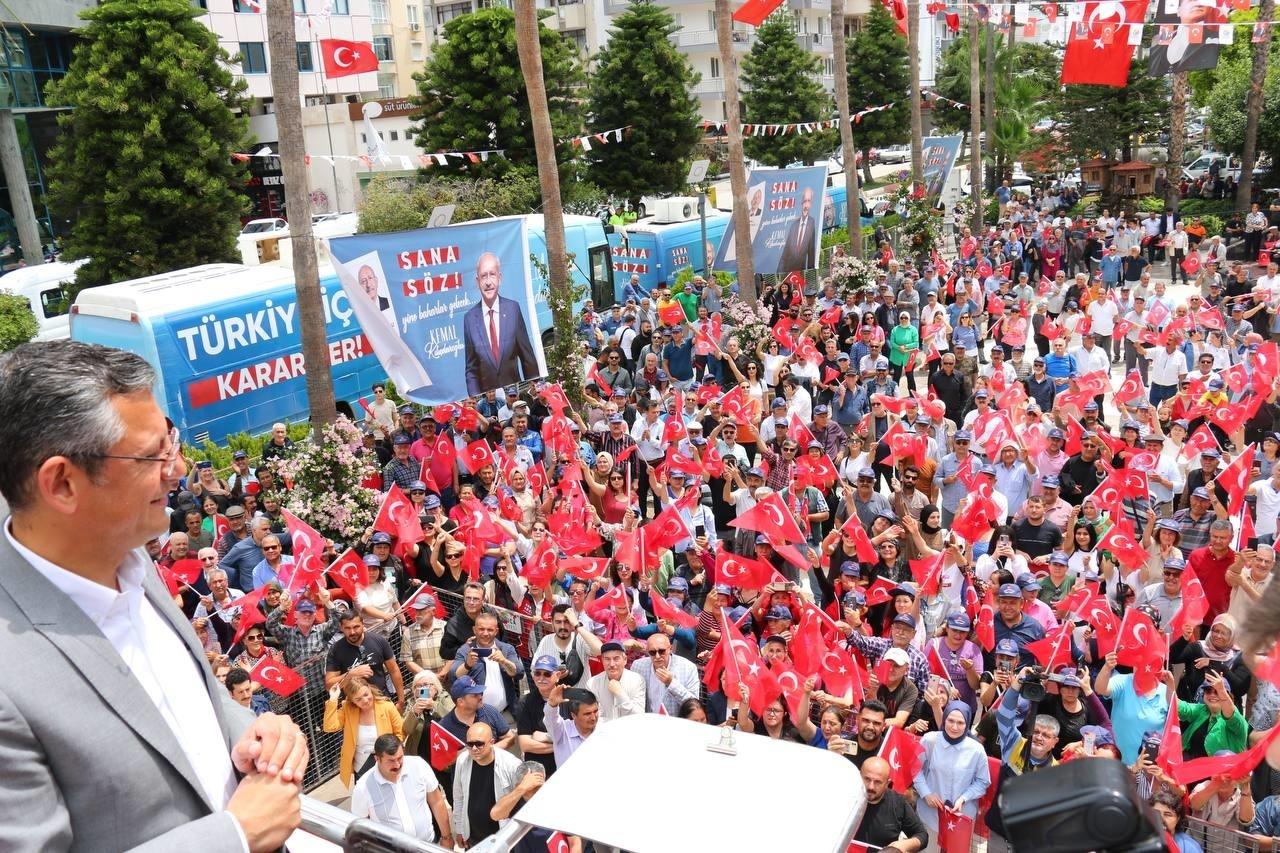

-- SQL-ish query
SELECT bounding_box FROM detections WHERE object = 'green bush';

[0,290,38,352]
[1198,214,1225,238]
[184,422,314,473]
[1136,197,1166,213]
[1178,198,1234,218]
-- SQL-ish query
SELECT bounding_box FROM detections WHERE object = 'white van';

[0,259,86,341]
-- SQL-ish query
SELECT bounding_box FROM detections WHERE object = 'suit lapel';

[0,536,216,809]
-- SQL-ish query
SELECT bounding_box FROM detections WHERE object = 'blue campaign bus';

[822,183,876,232]
[70,214,615,446]
[607,207,731,292]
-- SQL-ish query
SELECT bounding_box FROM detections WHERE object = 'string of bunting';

[698,103,897,136]
[233,126,632,169]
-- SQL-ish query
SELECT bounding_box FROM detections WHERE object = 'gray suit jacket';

[0,531,255,852]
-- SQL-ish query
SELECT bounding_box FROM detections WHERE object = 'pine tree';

[411,7,584,179]
[740,11,838,167]
[586,1,703,207]
[45,0,250,293]
[845,4,910,181]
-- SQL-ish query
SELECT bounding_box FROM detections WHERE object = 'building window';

[361,133,367,144]
[407,4,419,23]
[295,43,313,71]
[371,0,389,22]
[478,0,510,8]
[331,0,349,12]
[191,0,208,9]
[239,42,268,74]
[373,36,393,61]
[389,130,399,141]
[293,0,306,12]
[411,42,424,60]
[232,0,258,11]
[709,57,720,79]
[377,72,395,98]
[438,1,472,23]
[563,28,586,53]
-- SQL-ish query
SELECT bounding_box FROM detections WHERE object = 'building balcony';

[672,28,755,52]
[796,31,831,52]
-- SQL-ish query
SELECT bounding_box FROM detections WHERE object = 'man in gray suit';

[462,251,541,396]
[0,341,308,852]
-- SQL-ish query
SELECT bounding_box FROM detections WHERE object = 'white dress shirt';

[586,669,646,722]
[1147,346,1188,387]
[350,755,440,843]
[630,654,700,715]
[5,522,242,838]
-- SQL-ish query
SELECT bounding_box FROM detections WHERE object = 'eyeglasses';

[245,633,264,641]
[533,670,555,678]
[262,545,281,552]
[447,553,463,560]
[648,648,670,656]
[465,741,490,749]
[200,555,219,562]
[90,427,182,478]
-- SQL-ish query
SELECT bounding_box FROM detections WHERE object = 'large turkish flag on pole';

[1060,0,1150,86]
[319,39,379,78]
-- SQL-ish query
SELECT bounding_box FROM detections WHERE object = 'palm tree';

[969,7,983,233]
[715,0,757,300]
[1239,0,1275,213]
[1167,72,1188,212]
[265,0,334,437]
[832,0,862,257]
[983,21,996,190]
[514,0,574,390]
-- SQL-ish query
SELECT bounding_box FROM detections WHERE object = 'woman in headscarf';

[1171,614,1252,705]
[902,504,944,562]
[915,700,991,851]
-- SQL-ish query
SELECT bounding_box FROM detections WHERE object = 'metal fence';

[1185,816,1263,853]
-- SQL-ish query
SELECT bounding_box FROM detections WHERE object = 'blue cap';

[875,357,889,369]
[1041,474,1061,487]
[954,429,973,441]
[975,389,990,399]
[1047,428,1065,440]
[1201,448,1221,458]
[980,464,997,476]
[714,583,734,595]
[1050,551,1070,565]
[370,531,393,545]
[766,605,794,622]
[840,561,861,577]
[997,583,1022,598]
[232,450,248,460]
[392,433,412,445]
[409,480,427,492]
[857,467,876,480]
[450,675,485,699]
[667,577,689,592]
[746,467,765,478]
[995,638,1020,657]
[295,599,317,613]
[424,494,441,509]
[755,533,770,544]
[608,414,624,424]
[1192,486,1211,499]
[890,584,916,600]
[892,613,917,628]
[363,553,382,566]
[1121,420,1140,431]
[532,654,559,672]
[946,612,972,631]
[399,404,416,415]
[814,404,830,415]
[1163,557,1186,571]
[772,397,787,409]
[1084,401,1099,411]
[1017,574,1042,590]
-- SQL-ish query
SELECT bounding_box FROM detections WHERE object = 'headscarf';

[1202,613,1239,662]
[920,504,941,537]
[942,700,974,745]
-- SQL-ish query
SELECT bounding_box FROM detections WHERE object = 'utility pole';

[265,0,336,439]
[832,0,862,258]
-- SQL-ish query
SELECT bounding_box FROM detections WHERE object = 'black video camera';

[1020,665,1047,702]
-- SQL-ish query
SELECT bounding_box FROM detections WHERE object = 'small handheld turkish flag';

[428,721,465,771]
[941,811,975,853]
[878,726,925,792]
[327,547,370,600]
[249,657,305,698]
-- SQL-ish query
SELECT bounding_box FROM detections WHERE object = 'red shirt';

[1188,544,1236,623]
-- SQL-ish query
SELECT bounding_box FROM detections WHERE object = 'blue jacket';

[222,536,266,592]
[453,639,525,711]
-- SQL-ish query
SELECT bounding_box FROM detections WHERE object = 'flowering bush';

[891,182,945,269]
[721,294,772,353]
[267,416,382,543]
[828,253,878,293]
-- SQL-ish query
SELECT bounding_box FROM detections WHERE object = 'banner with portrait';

[1148,0,1230,76]
[713,165,828,276]
[328,218,547,404]
[921,135,964,205]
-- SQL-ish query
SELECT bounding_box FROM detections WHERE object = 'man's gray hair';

[0,341,156,510]
[1033,714,1061,737]
[1210,519,1235,535]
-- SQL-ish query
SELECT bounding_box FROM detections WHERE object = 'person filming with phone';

[450,611,524,717]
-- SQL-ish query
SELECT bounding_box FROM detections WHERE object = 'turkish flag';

[230,587,268,646]
[428,720,465,771]
[788,413,817,448]
[1156,688,1184,776]
[1082,594,1121,656]
[585,583,630,621]
[789,605,828,677]
[1115,369,1148,405]
[547,831,572,853]
[1098,522,1149,570]
[714,547,775,590]
[249,657,306,698]
[1209,396,1259,439]
[951,495,993,545]
[1253,342,1280,393]
[974,591,996,651]
[213,514,230,541]
[522,541,559,589]
[819,644,865,704]
[559,555,609,581]
[1170,563,1210,636]
[1075,370,1110,398]
[909,553,946,597]
[281,508,327,562]
[374,483,425,545]
[1216,444,1256,515]
[651,589,698,629]
[1115,607,1161,668]
[1028,624,1075,670]
[838,515,880,563]
[730,492,808,544]
[658,302,686,327]
[460,439,496,475]
[167,557,205,587]
[879,726,925,792]
[402,582,448,618]
[733,0,788,26]
[326,548,371,600]
[1183,253,1202,276]
[941,811,975,853]
[860,576,896,608]
[772,658,809,722]
[538,383,571,414]
[1181,425,1221,462]
[319,39,379,78]
[1041,318,1063,340]
[1171,721,1280,786]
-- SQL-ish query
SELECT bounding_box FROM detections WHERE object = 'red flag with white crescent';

[428,720,465,771]
[249,657,306,697]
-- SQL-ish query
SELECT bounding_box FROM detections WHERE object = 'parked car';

[875,145,911,165]
[240,217,288,236]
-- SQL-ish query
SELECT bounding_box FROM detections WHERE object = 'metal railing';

[1185,815,1264,853]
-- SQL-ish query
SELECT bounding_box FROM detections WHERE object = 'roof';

[72,264,312,320]
[1111,160,1155,172]
[1081,158,1116,168]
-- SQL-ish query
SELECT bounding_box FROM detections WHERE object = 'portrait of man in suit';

[462,251,541,396]
[776,186,818,275]
[0,340,307,851]
[357,262,393,318]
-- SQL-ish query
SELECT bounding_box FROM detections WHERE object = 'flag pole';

[309,18,342,212]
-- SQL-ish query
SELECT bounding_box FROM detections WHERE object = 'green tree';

[844,4,909,183]
[586,2,702,207]
[1205,52,1280,159]
[740,11,838,167]
[0,291,37,351]
[1189,8,1261,106]
[45,0,250,294]
[411,7,584,179]
[1053,57,1167,161]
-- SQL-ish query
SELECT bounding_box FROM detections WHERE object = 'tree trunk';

[983,22,996,193]
[716,0,756,300]
[514,0,573,391]
[832,0,862,257]
[908,0,923,187]
[861,148,874,186]
[1166,72,1188,212]
[265,0,334,440]
[969,9,983,233]
[1240,0,1275,213]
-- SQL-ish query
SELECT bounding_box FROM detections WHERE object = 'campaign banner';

[1148,0,1228,76]
[328,218,547,404]
[714,165,827,276]
[921,135,963,205]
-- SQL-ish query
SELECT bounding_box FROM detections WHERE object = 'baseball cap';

[532,655,559,673]
[1058,673,1083,688]
[997,583,1022,598]
[600,641,626,654]
[362,553,381,567]
[857,467,876,480]
[954,429,973,441]
[409,480,427,492]
[370,531,393,545]
[766,605,794,622]
[424,494,441,509]
[399,404,415,415]
[1017,573,1042,590]
[946,612,972,631]
[755,533,770,545]
[392,434,412,445]
[995,638,1020,657]
[892,613,917,629]
[195,460,212,470]
[295,599,317,613]
[1049,551,1070,566]
[890,584,916,600]
[840,561,861,577]
[232,450,248,460]
[713,583,734,596]
[608,414,624,424]
[980,464,997,477]
[668,577,690,592]
[814,404,830,415]
[1192,486,1211,500]
[875,357,890,370]
[1163,557,1186,572]
[883,647,911,666]
[1041,474,1060,488]
[1083,401,1099,411]
[746,467,765,479]
[772,397,787,409]
[974,389,990,399]
[450,675,486,699]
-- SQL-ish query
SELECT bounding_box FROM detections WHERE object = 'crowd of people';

[143,195,1280,852]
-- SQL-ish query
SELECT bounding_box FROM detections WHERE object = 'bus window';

[588,244,614,308]
[41,287,70,319]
